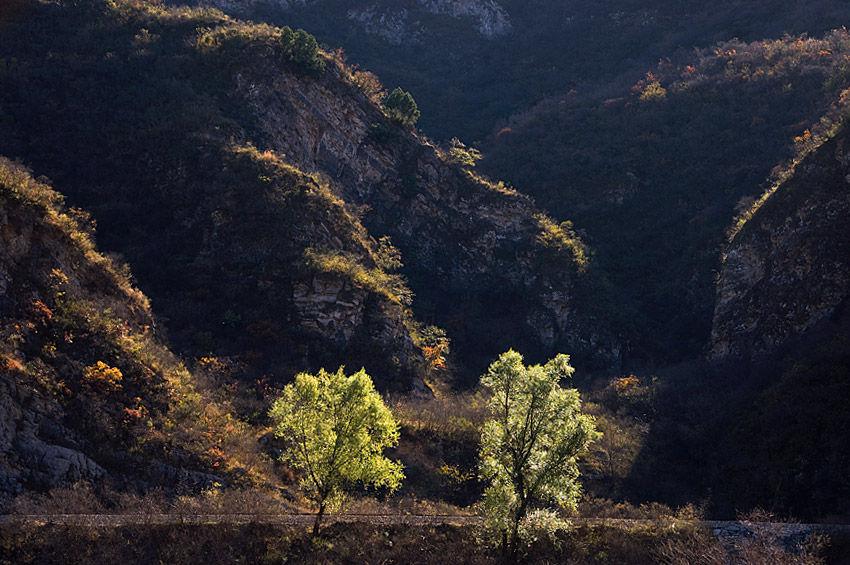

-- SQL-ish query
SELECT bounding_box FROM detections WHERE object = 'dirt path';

[2,513,848,536]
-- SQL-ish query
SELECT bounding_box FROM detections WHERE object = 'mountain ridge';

[0,0,615,391]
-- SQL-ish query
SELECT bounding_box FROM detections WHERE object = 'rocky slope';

[0,1,427,390]
[236,54,619,379]
[190,0,850,365]
[0,158,272,501]
[710,121,850,361]
[198,0,511,41]
[0,0,617,388]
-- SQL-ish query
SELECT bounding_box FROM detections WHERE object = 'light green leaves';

[269,367,403,514]
[478,350,599,556]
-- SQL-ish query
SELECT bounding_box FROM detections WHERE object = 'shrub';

[278,26,325,76]
[445,138,482,168]
[384,87,420,128]
[82,361,123,393]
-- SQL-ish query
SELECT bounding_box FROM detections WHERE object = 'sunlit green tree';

[478,350,598,560]
[269,367,403,536]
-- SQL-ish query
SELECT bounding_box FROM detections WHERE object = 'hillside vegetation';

[0,0,616,391]
[215,0,850,140]
[0,0,431,390]
[0,157,275,501]
[481,30,850,362]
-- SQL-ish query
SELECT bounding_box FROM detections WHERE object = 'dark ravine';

[615,117,850,522]
[660,119,850,520]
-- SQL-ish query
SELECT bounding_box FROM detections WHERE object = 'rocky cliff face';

[201,0,511,41]
[710,125,850,360]
[237,59,618,377]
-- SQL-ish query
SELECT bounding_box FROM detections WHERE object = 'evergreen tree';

[384,87,420,127]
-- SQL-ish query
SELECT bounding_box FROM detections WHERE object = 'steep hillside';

[480,30,850,363]
[711,119,850,360]
[707,117,850,517]
[0,157,274,502]
[190,0,850,140]
[221,29,619,380]
[623,118,850,521]
[0,0,613,388]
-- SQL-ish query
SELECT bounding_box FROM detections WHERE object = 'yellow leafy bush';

[82,361,123,393]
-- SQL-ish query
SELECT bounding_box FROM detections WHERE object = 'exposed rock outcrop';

[417,0,511,38]
[0,375,105,495]
[346,7,421,45]
[292,277,366,343]
[198,0,511,40]
[237,61,618,373]
[710,125,850,360]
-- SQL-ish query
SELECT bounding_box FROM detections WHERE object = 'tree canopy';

[278,26,326,76]
[384,87,420,127]
[478,350,598,559]
[269,367,404,536]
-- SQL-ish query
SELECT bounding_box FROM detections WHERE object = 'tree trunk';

[312,501,327,539]
[509,531,519,563]
[509,517,521,562]
[508,498,527,563]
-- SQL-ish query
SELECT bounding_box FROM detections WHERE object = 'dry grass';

[389,390,489,436]
[344,494,473,517]
[5,484,298,517]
